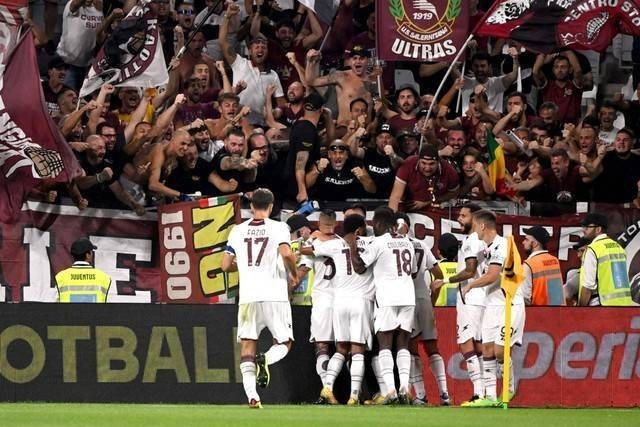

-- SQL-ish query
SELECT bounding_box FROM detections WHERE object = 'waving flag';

[80,0,168,97]
[474,0,640,53]
[0,0,27,58]
[0,30,81,223]
[486,130,514,197]
[298,0,340,25]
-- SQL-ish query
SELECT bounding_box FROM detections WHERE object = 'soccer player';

[460,210,525,407]
[221,188,299,409]
[299,209,339,402]
[305,214,374,405]
[346,206,416,404]
[432,203,486,404]
[395,213,450,406]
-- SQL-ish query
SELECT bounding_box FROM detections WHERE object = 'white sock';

[428,353,448,395]
[265,343,289,365]
[484,357,497,400]
[240,361,259,402]
[316,352,330,386]
[498,360,515,394]
[396,349,411,393]
[372,355,388,396]
[324,352,346,390]
[350,353,365,399]
[410,355,426,400]
[464,352,484,398]
[378,349,396,395]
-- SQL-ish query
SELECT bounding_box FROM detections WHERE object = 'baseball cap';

[572,236,591,250]
[377,123,393,136]
[48,56,69,70]
[524,226,551,246]
[419,144,439,160]
[303,92,324,111]
[70,238,97,256]
[396,128,418,141]
[248,33,268,46]
[286,214,311,233]
[580,212,608,229]
[395,84,419,101]
[416,108,430,119]
[348,45,371,58]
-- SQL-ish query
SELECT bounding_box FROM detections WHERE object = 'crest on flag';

[80,0,168,97]
[377,0,468,61]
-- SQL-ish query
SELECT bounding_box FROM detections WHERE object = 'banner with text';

[0,304,639,406]
[157,196,240,304]
[376,0,469,62]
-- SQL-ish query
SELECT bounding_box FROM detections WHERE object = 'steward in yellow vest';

[432,233,460,307]
[55,238,111,303]
[578,213,631,306]
[286,214,313,306]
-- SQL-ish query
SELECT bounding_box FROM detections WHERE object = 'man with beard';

[460,50,520,114]
[177,30,219,84]
[115,88,154,128]
[533,51,584,124]
[221,3,286,126]
[521,226,564,306]
[174,78,220,128]
[306,45,375,126]
[541,148,588,203]
[395,129,420,159]
[305,139,376,202]
[591,128,640,203]
[275,81,306,128]
[76,135,145,214]
[166,143,210,196]
[43,57,71,119]
[209,128,259,196]
[190,121,222,163]
[250,11,323,90]
[432,203,486,405]
[438,128,467,177]
[349,123,401,199]
[596,101,621,146]
[245,131,282,197]
[205,93,252,140]
[382,85,419,134]
[388,145,460,212]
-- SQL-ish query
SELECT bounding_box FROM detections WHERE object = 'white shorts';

[374,305,415,334]
[456,302,485,345]
[333,297,373,347]
[310,296,333,343]
[482,304,526,347]
[237,301,294,343]
[412,298,437,341]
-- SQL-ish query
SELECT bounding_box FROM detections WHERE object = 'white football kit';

[456,232,487,345]
[302,236,336,343]
[226,218,294,343]
[360,233,416,333]
[480,234,526,347]
[313,236,374,347]
[409,237,439,341]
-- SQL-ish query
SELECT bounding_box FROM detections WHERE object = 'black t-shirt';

[77,154,122,209]
[104,131,128,177]
[42,81,71,118]
[166,158,211,196]
[246,148,281,194]
[311,158,368,202]
[363,148,395,199]
[592,152,640,203]
[284,119,320,195]
[211,147,244,196]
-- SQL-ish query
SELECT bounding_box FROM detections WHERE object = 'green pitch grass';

[0,403,637,427]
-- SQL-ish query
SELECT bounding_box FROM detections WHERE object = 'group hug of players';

[222,188,525,408]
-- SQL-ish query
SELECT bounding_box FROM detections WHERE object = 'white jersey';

[301,237,335,300]
[457,232,487,306]
[360,233,416,307]
[409,237,438,300]
[226,218,290,304]
[56,2,103,67]
[313,236,374,299]
[481,235,525,306]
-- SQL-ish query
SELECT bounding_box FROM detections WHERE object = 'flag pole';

[419,34,474,152]
[455,61,466,114]
[319,8,340,52]
[502,292,513,410]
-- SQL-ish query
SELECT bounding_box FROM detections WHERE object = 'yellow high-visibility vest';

[55,262,111,303]
[290,240,313,306]
[434,261,458,307]
[579,237,631,306]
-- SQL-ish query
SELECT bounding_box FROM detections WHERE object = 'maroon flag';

[474,0,640,53]
[0,0,27,58]
[376,0,469,62]
[0,30,81,223]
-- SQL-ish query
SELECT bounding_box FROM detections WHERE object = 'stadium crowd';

[28,0,640,214]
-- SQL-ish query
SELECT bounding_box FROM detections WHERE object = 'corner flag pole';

[502,291,513,410]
